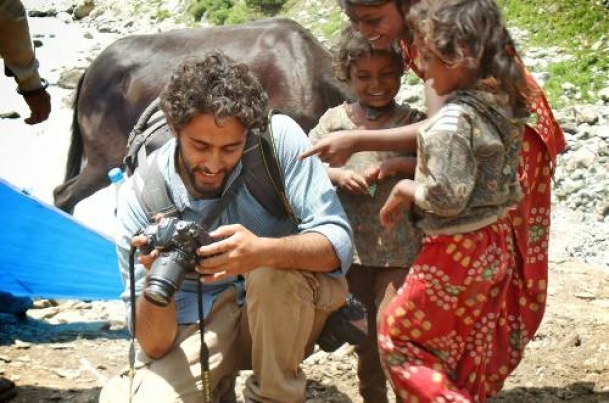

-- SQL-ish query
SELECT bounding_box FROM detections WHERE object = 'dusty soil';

[1,251,608,403]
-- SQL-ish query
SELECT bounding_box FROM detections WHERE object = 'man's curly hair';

[160,51,269,133]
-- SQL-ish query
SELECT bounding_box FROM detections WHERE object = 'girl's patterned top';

[310,102,426,267]
[414,90,525,235]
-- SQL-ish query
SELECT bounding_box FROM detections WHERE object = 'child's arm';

[300,81,444,166]
[382,156,417,178]
[379,179,417,228]
[300,121,424,167]
[364,156,417,184]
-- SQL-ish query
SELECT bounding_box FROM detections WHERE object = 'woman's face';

[345,2,406,50]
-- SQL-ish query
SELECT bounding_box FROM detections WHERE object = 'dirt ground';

[1,254,608,403]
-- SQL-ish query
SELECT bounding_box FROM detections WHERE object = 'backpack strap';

[124,98,169,175]
[241,111,299,224]
[131,150,179,221]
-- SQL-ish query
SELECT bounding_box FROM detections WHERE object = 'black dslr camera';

[139,217,215,307]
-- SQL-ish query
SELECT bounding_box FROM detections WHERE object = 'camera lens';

[143,252,188,307]
[144,279,175,307]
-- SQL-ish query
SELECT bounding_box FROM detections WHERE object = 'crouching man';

[99,52,353,403]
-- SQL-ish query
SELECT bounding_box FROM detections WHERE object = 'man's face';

[175,114,247,199]
[345,2,406,50]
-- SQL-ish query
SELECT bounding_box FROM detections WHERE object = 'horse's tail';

[64,71,86,181]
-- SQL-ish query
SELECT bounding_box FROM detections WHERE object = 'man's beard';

[177,140,228,199]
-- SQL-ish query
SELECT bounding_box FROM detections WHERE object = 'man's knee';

[246,267,311,304]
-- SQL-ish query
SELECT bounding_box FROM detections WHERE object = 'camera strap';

[194,174,246,403]
[197,277,212,402]
[127,244,138,403]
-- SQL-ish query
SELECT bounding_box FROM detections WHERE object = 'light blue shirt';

[116,114,353,328]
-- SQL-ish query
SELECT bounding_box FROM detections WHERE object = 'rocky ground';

[0,0,608,402]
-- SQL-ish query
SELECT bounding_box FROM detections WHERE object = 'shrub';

[246,0,287,13]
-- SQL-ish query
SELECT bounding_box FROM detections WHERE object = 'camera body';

[139,217,215,306]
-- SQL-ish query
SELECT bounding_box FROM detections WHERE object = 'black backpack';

[122,99,299,225]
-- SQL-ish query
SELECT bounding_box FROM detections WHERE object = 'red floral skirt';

[377,127,558,402]
[379,220,524,403]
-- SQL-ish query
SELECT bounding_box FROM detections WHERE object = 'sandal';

[0,377,17,402]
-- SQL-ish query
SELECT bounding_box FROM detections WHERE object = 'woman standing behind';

[309,27,425,403]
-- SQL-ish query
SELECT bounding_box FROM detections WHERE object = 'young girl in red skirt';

[301,2,565,358]
[375,0,539,401]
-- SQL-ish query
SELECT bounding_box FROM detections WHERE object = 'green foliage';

[319,13,343,40]
[189,1,206,21]
[406,71,420,86]
[281,0,344,48]
[155,9,171,21]
[225,1,264,24]
[246,0,288,13]
[501,0,609,107]
[188,0,280,25]
[188,0,235,24]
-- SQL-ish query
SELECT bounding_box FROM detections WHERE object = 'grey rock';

[0,111,20,119]
[576,108,600,125]
[74,0,96,19]
[57,67,86,89]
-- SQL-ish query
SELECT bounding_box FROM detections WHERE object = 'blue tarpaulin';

[0,178,122,300]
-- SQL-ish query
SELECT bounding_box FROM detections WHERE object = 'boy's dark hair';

[334,26,404,82]
[160,51,269,133]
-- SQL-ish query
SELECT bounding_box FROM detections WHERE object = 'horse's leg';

[54,119,126,214]
[53,162,112,214]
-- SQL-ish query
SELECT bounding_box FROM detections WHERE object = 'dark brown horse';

[53,18,353,213]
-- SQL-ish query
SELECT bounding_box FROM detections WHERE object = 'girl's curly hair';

[160,51,269,133]
[407,0,532,117]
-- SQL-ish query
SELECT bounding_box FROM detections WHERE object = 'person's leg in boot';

[242,267,347,403]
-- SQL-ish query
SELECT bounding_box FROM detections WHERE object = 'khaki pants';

[99,267,347,403]
[347,264,409,403]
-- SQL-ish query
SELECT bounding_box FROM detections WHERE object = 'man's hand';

[379,179,415,228]
[299,130,357,167]
[195,224,269,282]
[22,89,51,124]
[131,234,158,271]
